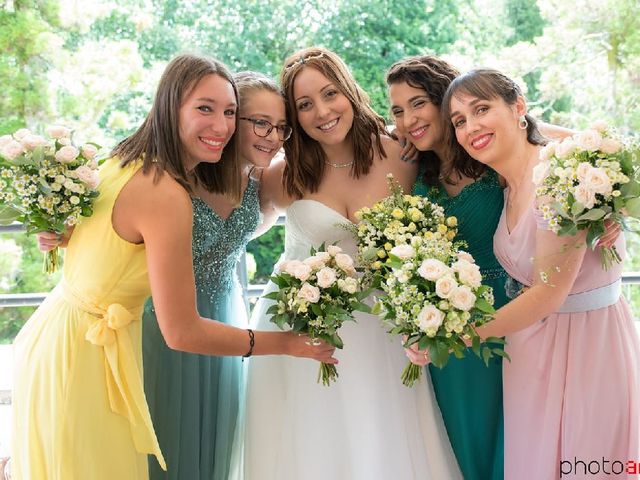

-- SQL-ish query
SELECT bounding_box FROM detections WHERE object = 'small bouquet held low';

[265,244,370,385]
[534,122,640,269]
[0,126,101,273]
[353,176,506,386]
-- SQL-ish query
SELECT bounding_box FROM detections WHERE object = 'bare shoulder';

[262,155,294,210]
[378,135,418,189]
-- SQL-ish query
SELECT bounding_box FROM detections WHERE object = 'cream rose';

[455,262,482,288]
[13,128,31,141]
[297,283,321,303]
[450,285,476,311]
[337,277,358,294]
[0,135,12,148]
[539,142,556,162]
[575,129,602,152]
[75,165,100,189]
[21,134,48,150]
[55,145,79,164]
[327,245,342,256]
[576,162,592,182]
[574,183,596,209]
[416,304,445,333]
[583,167,612,195]
[532,161,550,185]
[389,244,415,261]
[334,253,355,272]
[314,251,331,263]
[46,125,71,139]
[417,258,450,281]
[1,139,25,160]
[600,138,622,155]
[456,251,475,264]
[81,144,98,160]
[290,262,312,281]
[590,120,608,133]
[435,275,458,299]
[316,267,338,288]
[303,254,326,270]
[555,138,577,159]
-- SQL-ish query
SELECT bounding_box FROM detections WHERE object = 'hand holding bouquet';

[265,244,370,385]
[533,122,640,269]
[0,126,101,273]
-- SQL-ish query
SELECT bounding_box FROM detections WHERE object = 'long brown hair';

[280,47,387,198]
[385,55,483,186]
[441,69,546,174]
[112,54,241,200]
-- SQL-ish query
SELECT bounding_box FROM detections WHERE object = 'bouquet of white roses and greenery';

[533,122,640,269]
[0,126,101,273]
[264,244,371,386]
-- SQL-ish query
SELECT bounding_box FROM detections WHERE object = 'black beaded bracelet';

[242,328,255,360]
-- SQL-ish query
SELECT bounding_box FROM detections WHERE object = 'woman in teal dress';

[387,56,506,480]
[142,72,292,479]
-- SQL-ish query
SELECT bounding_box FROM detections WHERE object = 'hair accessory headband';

[284,52,326,71]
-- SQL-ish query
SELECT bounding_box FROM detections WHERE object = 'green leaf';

[620,180,640,198]
[429,341,449,369]
[474,298,495,314]
[577,208,606,221]
[481,346,492,366]
[586,222,605,250]
[557,222,579,236]
[263,291,280,300]
[0,205,21,225]
[625,197,640,218]
[571,201,585,216]
[351,301,371,313]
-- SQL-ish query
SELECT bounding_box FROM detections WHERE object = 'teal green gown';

[142,179,260,480]
[413,169,506,480]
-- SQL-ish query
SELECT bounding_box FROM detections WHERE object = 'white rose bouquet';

[371,236,504,386]
[264,244,371,385]
[0,126,101,273]
[534,123,640,269]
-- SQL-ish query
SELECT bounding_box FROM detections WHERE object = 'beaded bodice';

[191,178,261,298]
[413,169,507,280]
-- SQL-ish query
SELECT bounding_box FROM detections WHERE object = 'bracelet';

[242,329,255,360]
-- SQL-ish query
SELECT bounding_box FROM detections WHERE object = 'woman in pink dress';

[441,68,640,479]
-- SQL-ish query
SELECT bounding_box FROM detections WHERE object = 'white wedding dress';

[240,199,462,480]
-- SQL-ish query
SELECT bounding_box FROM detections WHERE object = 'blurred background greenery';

[1,0,639,342]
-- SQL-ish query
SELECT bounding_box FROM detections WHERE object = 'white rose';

[21,134,48,151]
[316,267,337,288]
[574,184,596,209]
[338,277,358,294]
[456,251,475,264]
[289,261,312,281]
[13,128,31,141]
[55,145,79,163]
[0,139,25,160]
[416,303,445,332]
[314,251,331,263]
[303,254,326,270]
[590,120,608,133]
[450,285,476,311]
[532,161,550,185]
[576,162,592,182]
[327,245,342,256]
[435,275,458,299]
[575,129,602,152]
[583,167,612,195]
[69,195,80,205]
[81,144,98,160]
[0,135,14,148]
[600,138,622,155]
[46,125,71,139]
[417,258,450,281]
[539,142,556,162]
[455,262,482,288]
[389,244,415,261]
[297,282,321,303]
[334,253,355,272]
[58,137,71,146]
[555,138,577,159]
[75,165,99,189]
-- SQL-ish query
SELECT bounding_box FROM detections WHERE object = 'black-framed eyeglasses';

[239,117,292,141]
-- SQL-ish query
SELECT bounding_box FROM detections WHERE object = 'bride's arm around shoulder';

[379,135,419,192]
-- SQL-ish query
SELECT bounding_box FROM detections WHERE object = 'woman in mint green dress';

[142,72,292,480]
[387,56,508,480]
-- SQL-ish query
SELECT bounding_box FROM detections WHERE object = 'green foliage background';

[0,0,639,342]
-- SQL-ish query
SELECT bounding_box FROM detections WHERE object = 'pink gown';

[494,192,640,479]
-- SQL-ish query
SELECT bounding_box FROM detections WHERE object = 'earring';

[518,115,528,130]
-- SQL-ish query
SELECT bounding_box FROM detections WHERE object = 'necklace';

[325,159,354,168]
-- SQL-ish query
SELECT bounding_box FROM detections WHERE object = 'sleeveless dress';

[240,199,462,480]
[11,157,165,480]
[143,179,260,480]
[413,168,506,480]
[495,189,640,479]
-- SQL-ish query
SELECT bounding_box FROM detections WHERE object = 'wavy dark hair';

[386,55,487,186]
[280,46,388,198]
[441,68,546,174]
[112,54,241,200]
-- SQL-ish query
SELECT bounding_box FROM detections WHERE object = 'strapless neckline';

[290,199,355,225]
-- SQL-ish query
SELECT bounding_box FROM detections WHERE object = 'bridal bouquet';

[0,126,101,273]
[265,244,370,385]
[533,122,640,269]
[353,176,505,386]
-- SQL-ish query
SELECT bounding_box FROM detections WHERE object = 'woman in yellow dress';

[10,54,336,480]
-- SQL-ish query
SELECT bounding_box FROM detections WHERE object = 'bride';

[240,47,461,480]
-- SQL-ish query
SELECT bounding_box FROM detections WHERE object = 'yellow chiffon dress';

[11,158,166,479]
